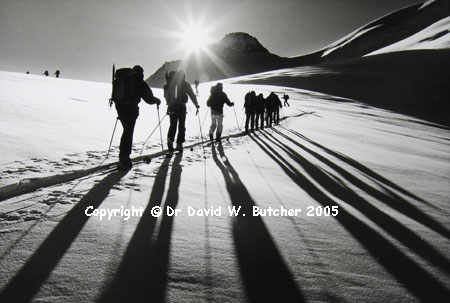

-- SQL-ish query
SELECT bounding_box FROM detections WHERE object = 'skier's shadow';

[285,128,431,206]
[272,128,450,239]
[211,144,305,303]
[0,169,129,303]
[251,132,450,301]
[262,130,450,275]
[99,153,182,303]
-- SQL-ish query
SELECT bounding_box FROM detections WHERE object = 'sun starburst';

[179,23,212,54]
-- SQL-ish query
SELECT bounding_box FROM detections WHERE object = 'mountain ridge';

[146,32,288,87]
[146,0,450,88]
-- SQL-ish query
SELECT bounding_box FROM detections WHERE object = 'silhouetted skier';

[54,70,60,78]
[265,92,275,127]
[194,80,200,95]
[254,93,265,130]
[283,94,290,107]
[244,91,256,133]
[164,69,199,152]
[43,70,49,76]
[273,93,282,125]
[112,65,161,170]
[206,83,234,142]
[26,71,30,74]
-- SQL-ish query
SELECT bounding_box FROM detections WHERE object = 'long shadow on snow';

[250,133,450,302]
[274,129,450,240]
[211,144,305,303]
[284,127,431,205]
[262,130,450,275]
[98,154,182,303]
[0,169,129,303]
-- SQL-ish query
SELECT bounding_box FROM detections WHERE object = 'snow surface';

[0,71,449,302]
[367,17,450,55]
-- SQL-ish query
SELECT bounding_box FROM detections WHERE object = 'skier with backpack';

[244,91,256,133]
[265,92,277,127]
[110,65,161,170]
[254,93,265,130]
[273,93,282,125]
[206,82,234,143]
[163,69,200,152]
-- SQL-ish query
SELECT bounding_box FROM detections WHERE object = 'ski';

[191,137,230,149]
[0,125,261,202]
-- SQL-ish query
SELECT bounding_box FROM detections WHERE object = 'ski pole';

[232,105,241,132]
[157,105,164,152]
[198,107,210,138]
[140,113,167,156]
[201,107,210,129]
[106,117,119,159]
[197,109,207,159]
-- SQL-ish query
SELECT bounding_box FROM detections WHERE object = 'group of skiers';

[244,91,287,133]
[111,66,200,170]
[110,65,288,171]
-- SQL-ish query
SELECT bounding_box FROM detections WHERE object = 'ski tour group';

[110,65,289,171]
[243,90,289,134]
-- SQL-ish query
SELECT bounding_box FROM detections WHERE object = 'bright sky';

[0,0,420,83]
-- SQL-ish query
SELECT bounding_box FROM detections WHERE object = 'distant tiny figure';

[54,70,60,78]
[43,70,49,76]
[283,94,290,107]
[26,71,30,74]
[244,91,256,133]
[206,83,234,143]
[164,69,200,152]
[194,80,200,95]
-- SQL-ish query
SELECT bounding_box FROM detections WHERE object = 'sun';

[179,23,212,54]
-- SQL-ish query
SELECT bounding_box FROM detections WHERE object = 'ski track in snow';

[1,72,450,302]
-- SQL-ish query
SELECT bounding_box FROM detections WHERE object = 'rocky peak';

[212,32,270,55]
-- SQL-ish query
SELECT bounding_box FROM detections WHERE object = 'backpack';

[164,70,188,113]
[244,92,252,108]
[207,85,222,108]
[110,67,139,107]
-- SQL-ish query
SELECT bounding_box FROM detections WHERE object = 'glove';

[231,102,235,106]
[154,97,161,106]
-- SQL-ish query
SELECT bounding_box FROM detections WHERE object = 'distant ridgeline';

[146,0,450,126]
[146,0,450,88]
[146,32,317,88]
